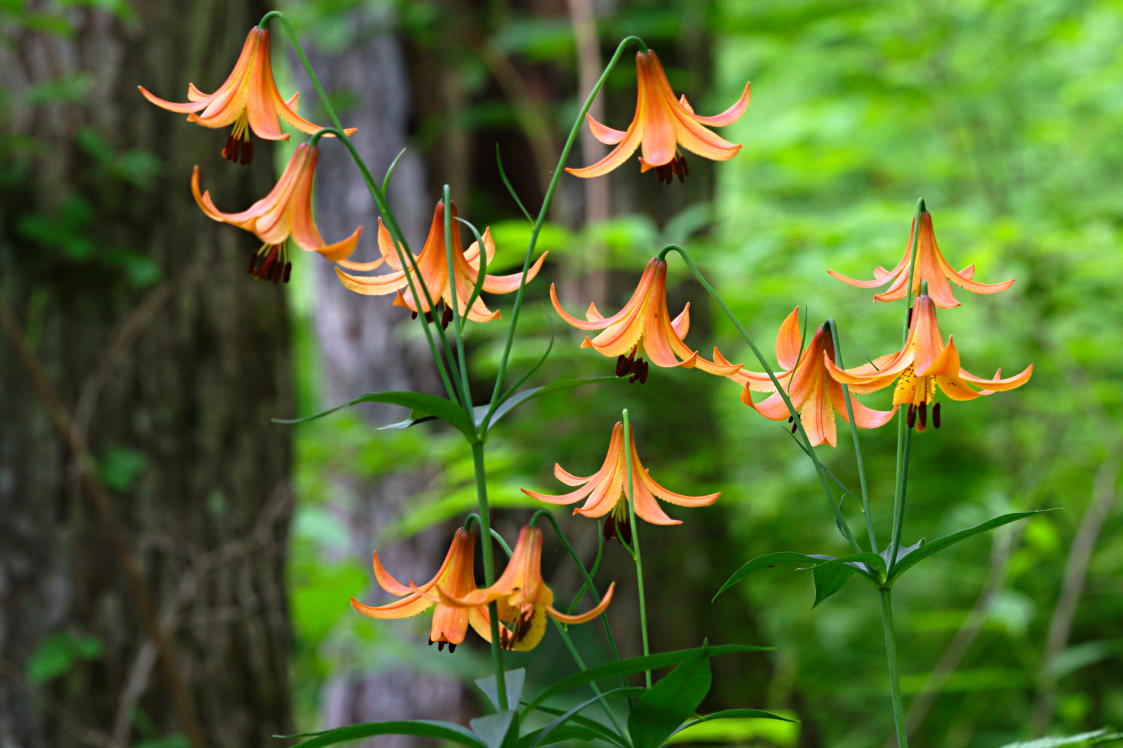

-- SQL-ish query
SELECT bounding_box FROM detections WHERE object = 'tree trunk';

[299,7,473,746]
[1,3,293,747]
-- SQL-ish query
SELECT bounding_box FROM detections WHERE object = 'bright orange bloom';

[139,27,353,164]
[523,421,719,538]
[334,201,547,324]
[192,143,361,283]
[551,258,742,382]
[436,527,614,652]
[565,50,750,182]
[825,295,1033,431]
[829,209,1013,309]
[351,528,488,652]
[719,308,895,447]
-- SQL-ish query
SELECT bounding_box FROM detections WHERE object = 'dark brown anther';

[411,312,419,320]
[437,641,446,652]
[282,262,292,284]
[680,154,689,178]
[423,311,435,324]
[447,643,457,654]
[906,306,913,328]
[918,401,928,429]
[787,416,794,424]
[932,403,942,429]
[441,306,454,329]
[907,404,917,429]
[428,639,434,646]
[221,135,237,162]
[616,355,631,377]
[247,253,259,275]
[240,138,253,165]
[635,359,649,384]
[603,515,632,546]
[791,420,799,434]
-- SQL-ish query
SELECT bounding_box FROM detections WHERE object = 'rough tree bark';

[299,7,474,746]
[1,3,293,746]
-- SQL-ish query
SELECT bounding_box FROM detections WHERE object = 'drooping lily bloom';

[523,421,719,540]
[828,209,1013,309]
[192,144,361,283]
[335,201,547,325]
[139,27,353,164]
[719,308,895,447]
[436,527,614,651]
[565,50,750,183]
[824,295,1033,431]
[351,528,488,653]
[551,258,742,382]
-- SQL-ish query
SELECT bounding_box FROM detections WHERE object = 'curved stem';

[879,588,910,747]
[827,318,878,554]
[621,410,652,689]
[483,35,647,431]
[529,510,624,666]
[887,201,925,567]
[470,442,507,710]
[443,184,474,412]
[659,244,862,553]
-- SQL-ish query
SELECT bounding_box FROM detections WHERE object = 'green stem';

[827,319,878,555]
[443,184,475,412]
[266,9,463,406]
[621,410,652,688]
[529,510,624,666]
[470,442,507,711]
[887,200,925,567]
[482,35,647,431]
[659,244,862,553]
[879,588,910,747]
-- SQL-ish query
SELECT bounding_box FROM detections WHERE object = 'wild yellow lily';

[334,201,546,325]
[551,258,742,382]
[436,527,614,652]
[829,209,1013,309]
[824,295,1033,431]
[523,421,719,540]
[191,143,361,283]
[565,50,750,182]
[351,528,488,653]
[139,27,353,164]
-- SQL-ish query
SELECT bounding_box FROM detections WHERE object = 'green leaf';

[527,644,768,710]
[887,511,1050,584]
[274,391,476,440]
[98,446,147,492]
[520,702,630,746]
[525,686,640,747]
[714,551,884,601]
[996,728,1123,747]
[811,561,856,607]
[476,669,526,712]
[628,657,712,748]
[278,720,485,748]
[469,711,516,748]
[673,708,797,734]
[26,632,103,684]
[526,723,626,746]
[481,377,618,432]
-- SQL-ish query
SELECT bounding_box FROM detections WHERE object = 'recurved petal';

[827,267,893,289]
[775,306,803,370]
[335,266,408,296]
[565,122,644,178]
[670,108,742,161]
[350,594,433,620]
[548,583,615,624]
[688,81,751,127]
[585,112,629,145]
[137,85,209,114]
[958,362,1033,391]
[639,466,719,508]
[480,252,548,294]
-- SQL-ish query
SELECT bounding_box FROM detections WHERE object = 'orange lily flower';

[829,209,1013,308]
[550,258,742,382]
[523,421,719,540]
[192,143,361,283]
[824,295,1033,431]
[350,528,489,653]
[565,50,750,182]
[719,308,895,447]
[436,527,614,652]
[139,27,353,164]
[335,201,547,325]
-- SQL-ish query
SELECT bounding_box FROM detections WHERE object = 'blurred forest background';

[2,0,1121,747]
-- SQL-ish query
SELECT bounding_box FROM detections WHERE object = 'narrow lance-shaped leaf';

[714,551,885,601]
[278,720,485,748]
[887,510,1051,584]
[274,390,476,440]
